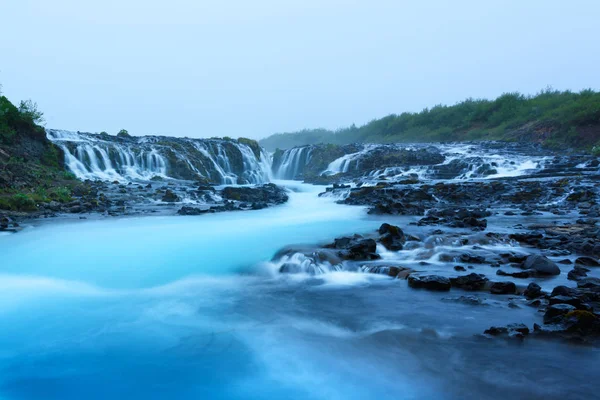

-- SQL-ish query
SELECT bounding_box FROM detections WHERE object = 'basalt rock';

[524,282,543,299]
[325,235,380,261]
[408,275,452,291]
[377,223,406,251]
[449,273,488,291]
[522,254,561,276]
[489,281,517,295]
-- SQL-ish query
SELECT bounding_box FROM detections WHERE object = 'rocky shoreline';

[268,143,600,346]
[271,221,600,345]
[0,181,289,233]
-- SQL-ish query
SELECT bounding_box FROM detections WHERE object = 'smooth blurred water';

[0,181,598,400]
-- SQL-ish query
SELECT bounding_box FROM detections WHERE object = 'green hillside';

[260,88,600,153]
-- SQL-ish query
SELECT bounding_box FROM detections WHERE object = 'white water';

[274,146,312,179]
[48,130,271,184]
[323,142,551,181]
[0,181,598,399]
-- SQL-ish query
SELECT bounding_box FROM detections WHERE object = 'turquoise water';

[0,181,597,399]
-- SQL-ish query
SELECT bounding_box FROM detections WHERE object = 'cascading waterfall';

[273,146,313,179]
[47,130,271,184]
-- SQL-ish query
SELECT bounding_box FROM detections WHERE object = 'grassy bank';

[0,94,79,212]
[260,88,600,152]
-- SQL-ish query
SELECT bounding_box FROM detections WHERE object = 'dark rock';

[575,257,600,267]
[454,266,466,272]
[490,281,517,295]
[549,295,585,309]
[408,275,451,291]
[443,295,486,306]
[327,236,380,261]
[177,206,212,215]
[222,183,288,205]
[378,223,405,251]
[524,282,543,299]
[544,304,576,324]
[497,269,535,279]
[161,189,179,202]
[568,266,589,281]
[449,273,488,291]
[523,254,560,276]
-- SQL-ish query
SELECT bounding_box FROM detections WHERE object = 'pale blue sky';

[1,0,599,139]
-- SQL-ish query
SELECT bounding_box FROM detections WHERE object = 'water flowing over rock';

[47,130,272,184]
[272,146,313,179]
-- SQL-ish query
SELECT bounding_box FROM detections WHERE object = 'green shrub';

[8,193,37,211]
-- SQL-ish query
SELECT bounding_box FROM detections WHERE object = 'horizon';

[2,1,600,140]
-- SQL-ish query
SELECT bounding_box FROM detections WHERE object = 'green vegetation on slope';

[0,94,77,212]
[260,88,600,152]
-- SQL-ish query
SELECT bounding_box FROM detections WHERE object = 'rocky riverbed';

[268,142,600,346]
[0,180,289,232]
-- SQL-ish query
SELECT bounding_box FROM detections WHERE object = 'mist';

[1,0,599,138]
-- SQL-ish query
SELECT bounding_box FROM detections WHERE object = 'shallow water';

[0,181,598,400]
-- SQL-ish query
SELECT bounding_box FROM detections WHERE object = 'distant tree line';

[259,88,600,152]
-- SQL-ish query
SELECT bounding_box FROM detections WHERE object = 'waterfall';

[47,130,272,184]
[274,146,313,179]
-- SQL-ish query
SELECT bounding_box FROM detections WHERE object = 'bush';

[8,193,37,211]
[117,129,131,138]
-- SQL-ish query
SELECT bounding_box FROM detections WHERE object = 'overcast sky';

[1,0,599,139]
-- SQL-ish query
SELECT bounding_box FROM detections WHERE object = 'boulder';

[543,304,576,324]
[523,282,543,299]
[523,254,560,276]
[327,236,380,261]
[575,257,600,267]
[378,223,405,251]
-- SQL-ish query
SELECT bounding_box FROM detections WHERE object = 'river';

[0,181,597,399]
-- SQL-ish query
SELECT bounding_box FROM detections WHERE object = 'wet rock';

[523,254,560,276]
[161,189,179,202]
[497,269,535,279]
[484,323,530,339]
[575,256,600,267]
[377,223,405,251]
[443,295,486,306]
[454,266,466,272]
[407,275,451,291]
[362,265,412,278]
[523,282,543,299]
[326,236,380,261]
[490,281,517,295]
[177,206,211,215]
[449,273,488,291]
[544,304,577,324]
[577,277,600,290]
[567,266,589,281]
[222,184,288,205]
[548,295,586,309]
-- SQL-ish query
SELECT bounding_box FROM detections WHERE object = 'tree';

[117,129,131,138]
[18,99,45,125]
